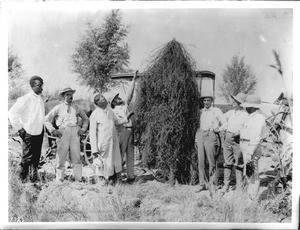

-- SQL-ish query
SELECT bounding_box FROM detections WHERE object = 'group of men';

[9,74,266,191]
[8,73,137,184]
[195,92,266,193]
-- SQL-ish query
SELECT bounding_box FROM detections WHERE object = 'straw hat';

[231,92,247,104]
[241,94,262,108]
[58,87,76,97]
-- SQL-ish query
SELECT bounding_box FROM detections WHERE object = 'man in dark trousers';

[110,71,138,183]
[9,76,45,183]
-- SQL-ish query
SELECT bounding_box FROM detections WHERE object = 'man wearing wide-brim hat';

[195,93,225,192]
[239,94,267,197]
[219,92,249,193]
[109,71,138,184]
[44,87,89,182]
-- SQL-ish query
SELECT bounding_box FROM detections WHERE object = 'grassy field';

[8,136,292,223]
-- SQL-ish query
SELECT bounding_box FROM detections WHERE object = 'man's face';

[63,92,74,105]
[113,95,124,106]
[203,97,213,109]
[31,80,43,95]
[96,96,108,109]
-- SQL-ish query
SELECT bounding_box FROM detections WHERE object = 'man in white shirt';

[44,87,89,182]
[9,76,45,183]
[110,71,138,183]
[219,93,248,192]
[240,95,267,195]
[195,94,225,192]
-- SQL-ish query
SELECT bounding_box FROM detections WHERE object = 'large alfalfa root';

[135,39,200,184]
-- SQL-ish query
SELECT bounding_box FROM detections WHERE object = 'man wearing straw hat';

[240,94,267,196]
[219,92,248,193]
[195,93,225,192]
[44,87,89,182]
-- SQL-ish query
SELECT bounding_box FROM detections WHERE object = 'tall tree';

[8,48,27,99]
[219,55,257,103]
[71,10,130,93]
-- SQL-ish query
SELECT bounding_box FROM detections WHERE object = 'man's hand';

[77,129,85,137]
[52,130,62,138]
[231,134,240,143]
[93,156,104,168]
[18,128,26,138]
[213,128,220,134]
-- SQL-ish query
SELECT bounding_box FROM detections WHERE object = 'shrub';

[135,39,200,184]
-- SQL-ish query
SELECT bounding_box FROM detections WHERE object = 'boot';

[220,167,232,193]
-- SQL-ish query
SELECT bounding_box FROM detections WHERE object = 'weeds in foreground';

[8,150,291,223]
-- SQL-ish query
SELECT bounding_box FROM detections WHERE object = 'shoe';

[126,177,135,184]
[195,185,206,193]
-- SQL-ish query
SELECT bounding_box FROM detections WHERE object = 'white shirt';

[199,106,224,131]
[8,91,45,135]
[240,110,267,156]
[220,109,249,134]
[113,104,132,128]
[89,107,128,153]
[44,102,89,133]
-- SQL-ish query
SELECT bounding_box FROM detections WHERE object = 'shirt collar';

[204,106,212,111]
[30,90,41,98]
[63,102,73,107]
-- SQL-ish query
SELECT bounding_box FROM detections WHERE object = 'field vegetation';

[8,135,292,223]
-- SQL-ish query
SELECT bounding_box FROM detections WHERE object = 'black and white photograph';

[1,2,299,229]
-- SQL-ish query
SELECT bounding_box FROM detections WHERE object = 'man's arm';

[112,108,128,125]
[78,108,89,133]
[219,110,231,132]
[213,108,225,133]
[8,96,29,132]
[247,116,266,156]
[44,105,60,134]
[124,70,138,105]
[89,112,98,155]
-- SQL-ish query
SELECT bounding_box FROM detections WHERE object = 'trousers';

[118,127,135,179]
[223,132,243,166]
[56,126,82,181]
[196,130,219,186]
[19,128,44,182]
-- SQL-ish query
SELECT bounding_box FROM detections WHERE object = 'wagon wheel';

[81,133,96,173]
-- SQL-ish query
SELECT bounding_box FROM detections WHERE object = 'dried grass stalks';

[135,39,200,184]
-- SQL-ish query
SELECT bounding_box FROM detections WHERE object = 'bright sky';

[7,7,293,103]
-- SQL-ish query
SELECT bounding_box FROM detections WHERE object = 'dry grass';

[8,132,291,223]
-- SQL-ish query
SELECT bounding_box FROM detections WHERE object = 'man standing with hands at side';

[219,93,248,192]
[44,87,89,182]
[9,76,45,183]
[195,93,225,192]
[240,94,267,197]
